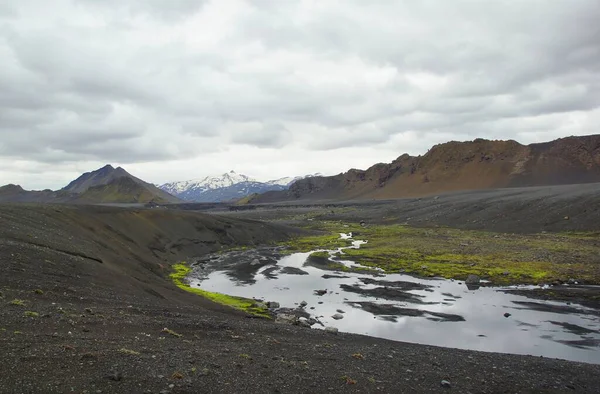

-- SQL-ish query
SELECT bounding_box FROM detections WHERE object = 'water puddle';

[187,234,600,364]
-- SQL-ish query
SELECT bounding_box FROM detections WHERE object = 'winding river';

[187,234,600,364]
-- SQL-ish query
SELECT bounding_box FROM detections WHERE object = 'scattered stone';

[336,309,345,314]
[314,289,327,296]
[440,379,451,388]
[280,267,309,275]
[504,313,511,318]
[325,327,338,334]
[318,301,323,304]
[267,301,280,309]
[298,320,312,328]
[254,302,267,309]
[299,301,308,307]
[275,314,298,325]
[465,274,480,285]
[108,371,122,382]
[564,216,570,220]
[81,353,98,360]
[332,313,344,320]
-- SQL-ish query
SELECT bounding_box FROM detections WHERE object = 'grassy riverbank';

[284,221,600,285]
[170,263,271,318]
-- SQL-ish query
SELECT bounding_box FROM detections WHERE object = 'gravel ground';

[221,182,600,234]
[1,202,600,393]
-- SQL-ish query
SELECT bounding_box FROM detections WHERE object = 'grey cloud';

[0,0,599,180]
[81,0,209,22]
[228,122,292,148]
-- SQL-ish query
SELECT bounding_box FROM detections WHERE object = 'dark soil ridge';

[218,182,600,234]
[1,204,600,393]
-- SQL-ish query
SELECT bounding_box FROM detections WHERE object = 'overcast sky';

[1,0,599,190]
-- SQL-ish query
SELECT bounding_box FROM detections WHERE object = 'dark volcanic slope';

[0,165,181,204]
[228,182,600,234]
[0,185,73,203]
[255,134,600,202]
[1,204,600,393]
[63,164,181,203]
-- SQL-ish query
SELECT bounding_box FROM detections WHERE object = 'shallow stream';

[187,234,600,364]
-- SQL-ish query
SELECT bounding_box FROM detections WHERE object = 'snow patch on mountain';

[266,173,323,187]
[159,171,321,202]
[160,171,255,195]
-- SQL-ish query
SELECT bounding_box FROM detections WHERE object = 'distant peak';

[0,184,24,191]
[101,164,115,170]
[229,170,236,173]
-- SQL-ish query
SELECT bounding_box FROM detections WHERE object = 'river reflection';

[188,235,600,364]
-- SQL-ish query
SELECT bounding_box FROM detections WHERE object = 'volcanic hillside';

[0,165,181,204]
[254,134,600,202]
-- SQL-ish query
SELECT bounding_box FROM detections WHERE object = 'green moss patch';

[282,232,352,253]
[170,263,270,318]
[283,222,600,285]
[309,251,330,259]
[23,311,39,318]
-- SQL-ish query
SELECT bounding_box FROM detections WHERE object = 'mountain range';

[0,165,181,204]
[252,134,600,203]
[0,166,317,204]
[159,171,319,202]
[1,134,599,205]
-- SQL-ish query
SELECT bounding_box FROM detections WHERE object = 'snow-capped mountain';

[160,171,254,195]
[159,171,320,202]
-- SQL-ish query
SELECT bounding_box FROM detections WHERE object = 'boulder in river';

[299,300,308,307]
[332,313,344,320]
[314,289,327,296]
[465,274,480,285]
[267,301,280,309]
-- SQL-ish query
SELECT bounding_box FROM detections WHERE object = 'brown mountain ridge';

[254,134,600,202]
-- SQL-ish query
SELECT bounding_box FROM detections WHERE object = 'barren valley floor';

[1,183,600,393]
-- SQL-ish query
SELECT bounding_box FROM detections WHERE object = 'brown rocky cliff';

[509,135,600,186]
[257,134,600,202]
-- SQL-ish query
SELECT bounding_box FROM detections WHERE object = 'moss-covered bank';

[170,263,270,318]
[283,222,600,285]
